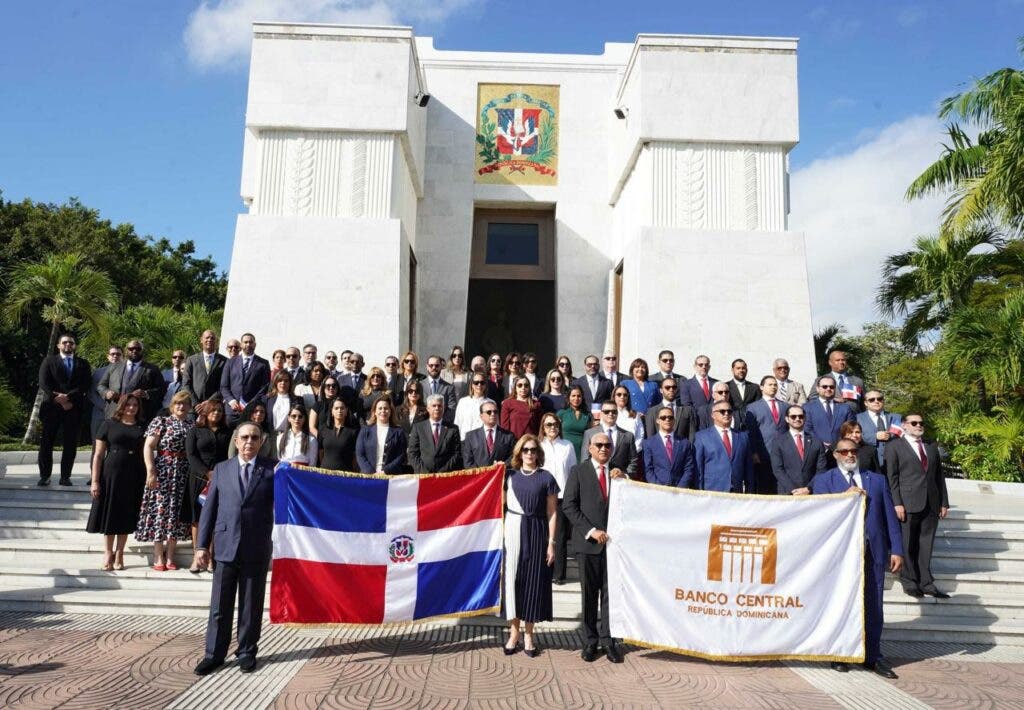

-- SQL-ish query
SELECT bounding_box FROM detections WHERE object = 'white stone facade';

[221,24,817,384]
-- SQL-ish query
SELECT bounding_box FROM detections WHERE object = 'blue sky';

[1,1,1021,327]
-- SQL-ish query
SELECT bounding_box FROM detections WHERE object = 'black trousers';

[205,558,269,661]
[901,505,939,592]
[38,403,82,480]
[580,550,611,647]
[553,504,572,581]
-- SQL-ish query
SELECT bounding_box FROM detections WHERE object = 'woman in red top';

[501,376,541,439]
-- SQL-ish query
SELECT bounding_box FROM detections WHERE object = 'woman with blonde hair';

[502,434,559,657]
[360,366,391,420]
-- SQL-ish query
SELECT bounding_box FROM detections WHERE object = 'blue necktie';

[240,463,250,495]
[64,357,73,377]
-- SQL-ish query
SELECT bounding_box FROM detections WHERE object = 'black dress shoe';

[524,647,540,658]
[924,589,951,599]
[581,645,598,662]
[605,643,624,664]
[193,657,224,675]
[58,478,72,486]
[864,660,898,679]
[502,643,520,656]
[37,477,50,486]
[903,587,925,598]
[830,661,850,672]
[238,656,257,673]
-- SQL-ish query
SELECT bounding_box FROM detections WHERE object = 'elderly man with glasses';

[580,401,637,478]
[802,376,855,449]
[463,399,515,468]
[772,358,807,404]
[884,414,950,600]
[680,355,717,409]
[812,438,903,679]
[693,401,754,492]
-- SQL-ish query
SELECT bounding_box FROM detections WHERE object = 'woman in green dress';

[557,385,592,461]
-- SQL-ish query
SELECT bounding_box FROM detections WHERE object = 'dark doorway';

[465,279,556,368]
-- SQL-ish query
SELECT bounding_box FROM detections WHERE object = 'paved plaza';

[0,611,1021,709]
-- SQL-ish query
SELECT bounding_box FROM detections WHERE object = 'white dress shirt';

[453,395,485,440]
[277,432,318,464]
[541,437,577,499]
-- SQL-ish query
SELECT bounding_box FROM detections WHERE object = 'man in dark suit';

[803,376,855,448]
[37,334,92,486]
[574,355,613,411]
[89,345,122,440]
[725,359,760,413]
[162,350,187,409]
[562,432,626,663]
[407,395,462,473]
[768,405,828,495]
[423,355,458,413]
[643,378,697,442]
[98,339,165,425]
[746,376,790,493]
[857,391,902,473]
[693,401,755,492]
[885,414,949,599]
[463,400,515,468]
[383,355,402,403]
[338,352,367,409]
[643,406,696,487]
[283,347,306,386]
[680,354,716,409]
[649,350,685,397]
[182,330,227,408]
[220,333,271,426]
[813,350,866,413]
[580,402,638,477]
[697,383,755,433]
[600,352,627,388]
[193,422,276,675]
[812,438,904,679]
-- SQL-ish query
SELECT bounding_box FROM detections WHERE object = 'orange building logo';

[707,525,777,584]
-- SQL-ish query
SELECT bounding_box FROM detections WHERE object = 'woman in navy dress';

[503,434,559,658]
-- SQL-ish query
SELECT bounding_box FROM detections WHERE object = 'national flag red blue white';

[270,463,504,625]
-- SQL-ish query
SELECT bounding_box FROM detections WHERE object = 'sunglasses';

[543,422,559,427]
[472,380,486,385]
[324,383,338,389]
[658,415,675,421]
[593,443,612,450]
[288,413,305,420]
[126,346,142,351]
[714,409,734,415]
[227,345,240,350]
[451,353,463,359]
[558,362,569,367]
[522,447,539,453]
[481,410,497,415]
[237,434,261,441]
[601,410,618,415]
[661,358,674,363]
[788,414,805,420]
[866,397,884,402]
[835,448,857,456]
[819,384,836,390]
[285,354,299,359]
[905,420,924,426]
[663,384,677,390]
[516,383,530,388]
[403,358,415,364]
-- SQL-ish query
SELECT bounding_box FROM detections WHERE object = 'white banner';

[607,480,865,662]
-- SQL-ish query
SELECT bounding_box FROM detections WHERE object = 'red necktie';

[917,440,928,471]
[701,378,710,400]
[795,433,805,460]
[665,435,673,461]
[486,428,494,455]
[598,465,608,501]
[721,429,732,457]
[770,399,779,423]
[432,423,440,447]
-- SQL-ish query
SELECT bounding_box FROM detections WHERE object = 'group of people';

[36,331,950,678]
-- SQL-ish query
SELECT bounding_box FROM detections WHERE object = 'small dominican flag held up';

[270,463,504,625]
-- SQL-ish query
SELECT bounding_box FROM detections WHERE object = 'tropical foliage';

[79,303,223,367]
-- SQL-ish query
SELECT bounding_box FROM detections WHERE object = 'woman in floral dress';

[136,390,194,570]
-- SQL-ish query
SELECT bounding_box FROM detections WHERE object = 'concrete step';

[882,589,1024,620]
[0,585,229,618]
[0,501,93,522]
[0,566,214,592]
[883,613,1024,645]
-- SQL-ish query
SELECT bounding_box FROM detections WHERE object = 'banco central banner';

[607,481,865,662]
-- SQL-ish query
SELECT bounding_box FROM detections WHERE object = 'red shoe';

[166,562,178,571]
[152,563,167,572]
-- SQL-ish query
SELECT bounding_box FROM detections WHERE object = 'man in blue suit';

[680,354,716,409]
[803,376,854,448]
[857,391,901,472]
[194,422,277,675]
[811,438,903,679]
[643,406,696,487]
[746,376,790,493]
[220,333,271,426]
[693,401,754,493]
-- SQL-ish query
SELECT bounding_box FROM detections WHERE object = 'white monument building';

[221,23,816,382]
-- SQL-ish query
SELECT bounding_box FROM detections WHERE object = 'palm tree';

[3,253,119,443]
[906,38,1024,234]
[876,227,1024,347]
[936,290,1024,403]
[79,302,223,366]
[812,323,865,375]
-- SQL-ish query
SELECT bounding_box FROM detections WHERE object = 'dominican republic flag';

[840,383,862,401]
[270,463,504,625]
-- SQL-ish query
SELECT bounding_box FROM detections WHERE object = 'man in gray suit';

[773,358,807,404]
[193,422,276,675]
[407,395,462,473]
[182,330,227,409]
[89,345,122,440]
[423,355,458,413]
[813,350,866,413]
[581,401,638,477]
[97,339,166,424]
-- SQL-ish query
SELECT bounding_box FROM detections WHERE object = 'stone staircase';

[0,460,1022,644]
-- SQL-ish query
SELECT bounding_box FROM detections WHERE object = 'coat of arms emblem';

[475,84,559,185]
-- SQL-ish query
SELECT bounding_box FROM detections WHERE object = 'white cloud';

[183,0,471,70]
[790,115,949,333]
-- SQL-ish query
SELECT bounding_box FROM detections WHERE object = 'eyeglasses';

[126,346,141,351]
[472,380,485,385]
[695,362,710,368]
[787,414,805,420]
[601,409,618,416]
[481,410,497,416]
[403,358,415,364]
[713,409,734,416]
[516,383,530,388]
[324,383,338,389]
[285,354,299,359]
[303,350,315,356]
[544,422,559,428]
[227,345,240,350]
[451,353,463,359]
[661,358,674,363]
[522,447,539,453]
[663,384,677,390]
[288,413,305,420]
[775,365,790,370]
[615,392,628,397]
[604,356,617,361]
[835,448,857,456]
[593,443,612,450]
[585,361,598,368]
[172,355,185,360]
[866,397,884,402]
[819,385,835,390]
[557,362,569,367]
[526,358,537,364]
[658,415,675,421]
[237,434,261,441]
[905,420,924,426]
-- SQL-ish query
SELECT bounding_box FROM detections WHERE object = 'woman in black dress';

[503,435,559,658]
[396,380,428,434]
[319,398,359,471]
[185,398,230,573]
[87,394,146,571]
[227,401,276,459]
[308,375,340,437]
